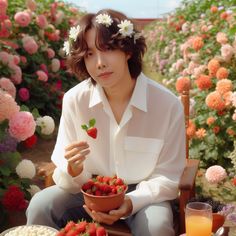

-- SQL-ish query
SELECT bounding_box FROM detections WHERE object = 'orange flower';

[216,79,233,94]
[205,91,225,111]
[192,36,204,51]
[207,59,220,76]
[220,12,228,20]
[195,74,212,90]
[213,126,220,134]
[206,116,215,126]
[227,128,235,136]
[175,77,191,93]
[187,120,196,139]
[210,6,218,13]
[195,128,206,139]
[223,91,233,107]
[216,67,229,80]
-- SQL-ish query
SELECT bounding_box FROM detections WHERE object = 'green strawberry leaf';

[81,124,88,130]
[89,118,96,127]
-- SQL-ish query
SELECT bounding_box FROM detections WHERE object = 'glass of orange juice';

[185,202,212,236]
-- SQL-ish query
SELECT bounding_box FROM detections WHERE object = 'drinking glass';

[185,202,212,236]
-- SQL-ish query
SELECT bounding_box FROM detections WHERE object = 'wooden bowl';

[81,187,127,213]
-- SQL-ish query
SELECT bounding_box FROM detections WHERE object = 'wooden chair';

[37,89,199,236]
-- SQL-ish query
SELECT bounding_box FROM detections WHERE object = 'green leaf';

[81,124,88,130]
[89,118,96,127]
[31,108,40,119]
[20,105,30,112]
[0,166,11,176]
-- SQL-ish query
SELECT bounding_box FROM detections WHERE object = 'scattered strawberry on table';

[82,175,127,196]
[81,118,97,139]
[56,220,107,236]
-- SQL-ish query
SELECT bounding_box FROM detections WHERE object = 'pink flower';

[39,64,48,75]
[9,111,36,141]
[36,70,48,82]
[26,0,37,11]
[22,36,38,54]
[13,55,20,65]
[36,14,48,29]
[0,0,8,13]
[0,90,19,122]
[0,51,10,64]
[18,87,30,101]
[221,44,234,62]
[46,48,55,58]
[216,32,228,44]
[205,165,227,184]
[20,56,27,64]
[14,11,31,27]
[10,65,22,84]
[0,77,16,98]
[51,58,60,72]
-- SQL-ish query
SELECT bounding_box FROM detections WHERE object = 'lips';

[98,72,113,78]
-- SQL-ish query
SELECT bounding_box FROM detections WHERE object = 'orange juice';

[186,215,212,236]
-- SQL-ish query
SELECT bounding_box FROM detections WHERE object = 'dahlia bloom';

[216,79,233,95]
[195,128,206,139]
[8,111,36,141]
[16,159,36,179]
[36,14,48,29]
[206,116,215,126]
[195,74,212,90]
[0,77,16,98]
[223,91,233,107]
[216,67,229,80]
[216,32,228,44]
[221,44,234,62]
[207,59,220,76]
[22,36,39,55]
[205,91,225,111]
[18,87,30,101]
[175,76,191,93]
[187,120,196,138]
[192,36,204,51]
[205,165,227,184]
[36,116,55,135]
[14,11,31,27]
[0,90,19,122]
[36,70,48,82]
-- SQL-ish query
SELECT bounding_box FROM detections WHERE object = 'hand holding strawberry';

[81,118,97,139]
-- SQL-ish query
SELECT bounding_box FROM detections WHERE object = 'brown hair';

[67,9,147,81]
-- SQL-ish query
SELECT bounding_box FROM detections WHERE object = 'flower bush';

[143,0,236,175]
[0,0,85,121]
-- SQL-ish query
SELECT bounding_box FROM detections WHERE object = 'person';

[26,9,186,236]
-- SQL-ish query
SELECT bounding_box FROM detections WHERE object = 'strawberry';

[66,229,77,236]
[75,221,87,233]
[56,229,66,236]
[96,226,106,236]
[81,118,98,139]
[87,223,96,236]
[64,221,76,232]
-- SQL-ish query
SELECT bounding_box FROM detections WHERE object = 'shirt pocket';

[124,136,164,181]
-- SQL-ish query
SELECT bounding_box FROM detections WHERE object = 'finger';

[65,146,90,159]
[83,205,97,221]
[68,150,90,164]
[65,141,88,152]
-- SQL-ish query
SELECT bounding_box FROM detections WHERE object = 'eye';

[85,51,93,58]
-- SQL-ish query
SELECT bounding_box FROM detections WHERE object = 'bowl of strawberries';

[56,220,107,236]
[81,175,128,213]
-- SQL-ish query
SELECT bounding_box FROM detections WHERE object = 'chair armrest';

[179,159,200,190]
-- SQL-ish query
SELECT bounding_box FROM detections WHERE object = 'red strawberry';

[66,229,77,236]
[87,223,96,236]
[64,221,76,232]
[87,127,97,139]
[75,221,87,233]
[96,226,107,236]
[56,229,66,236]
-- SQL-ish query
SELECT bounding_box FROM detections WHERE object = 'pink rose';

[14,11,31,27]
[36,70,48,82]
[205,165,227,184]
[10,65,22,84]
[22,36,38,54]
[18,87,30,101]
[26,0,36,11]
[13,55,20,65]
[36,14,48,29]
[39,64,49,75]
[46,48,55,59]
[0,90,19,122]
[0,51,9,64]
[9,111,36,141]
[20,56,27,64]
[0,77,16,98]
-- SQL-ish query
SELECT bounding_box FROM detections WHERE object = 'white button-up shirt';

[52,73,186,215]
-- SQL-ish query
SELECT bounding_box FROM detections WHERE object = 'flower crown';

[63,13,141,55]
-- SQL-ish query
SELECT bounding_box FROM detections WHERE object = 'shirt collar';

[89,73,148,112]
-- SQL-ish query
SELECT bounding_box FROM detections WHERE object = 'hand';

[65,141,90,177]
[83,196,133,225]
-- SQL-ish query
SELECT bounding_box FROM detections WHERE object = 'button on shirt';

[52,73,186,215]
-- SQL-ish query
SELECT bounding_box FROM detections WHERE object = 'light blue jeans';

[26,185,174,236]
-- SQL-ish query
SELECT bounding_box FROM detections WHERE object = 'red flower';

[2,185,28,211]
[23,134,37,148]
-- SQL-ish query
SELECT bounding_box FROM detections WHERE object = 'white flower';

[16,159,36,179]
[28,185,41,197]
[63,41,70,55]
[118,20,134,37]
[36,115,55,135]
[51,58,60,72]
[95,13,113,27]
[69,25,80,41]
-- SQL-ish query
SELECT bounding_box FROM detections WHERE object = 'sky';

[64,0,182,18]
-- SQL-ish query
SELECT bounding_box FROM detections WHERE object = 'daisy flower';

[69,25,80,41]
[118,20,134,37]
[95,13,113,27]
[63,41,70,55]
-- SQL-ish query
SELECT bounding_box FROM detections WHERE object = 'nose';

[96,51,106,70]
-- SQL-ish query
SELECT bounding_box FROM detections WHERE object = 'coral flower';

[220,12,228,20]
[216,67,229,80]
[195,74,212,90]
[175,76,191,93]
[223,91,233,107]
[205,91,225,111]
[22,36,38,55]
[187,120,196,138]
[227,129,235,136]
[36,70,48,82]
[213,126,220,134]
[216,32,228,44]
[210,6,218,13]
[195,128,206,139]
[207,59,220,76]
[205,165,227,184]
[192,36,204,51]
[14,11,31,27]
[206,116,215,126]
[216,79,233,95]
[36,14,48,29]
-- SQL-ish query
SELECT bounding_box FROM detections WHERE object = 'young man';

[27,9,185,236]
